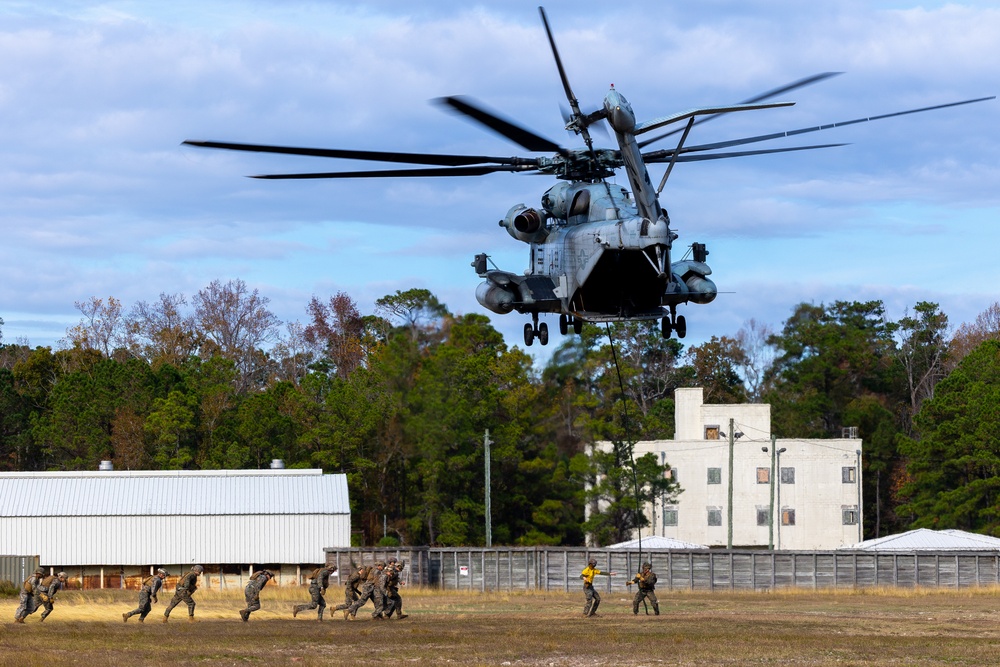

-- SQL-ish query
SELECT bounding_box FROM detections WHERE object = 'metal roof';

[843,528,1000,551]
[607,536,708,550]
[0,469,349,517]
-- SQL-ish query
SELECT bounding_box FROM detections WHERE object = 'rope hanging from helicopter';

[604,322,650,614]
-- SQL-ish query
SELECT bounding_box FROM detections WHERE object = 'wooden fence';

[0,555,40,587]
[325,547,1000,592]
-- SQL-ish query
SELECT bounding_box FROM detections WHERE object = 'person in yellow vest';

[580,558,616,617]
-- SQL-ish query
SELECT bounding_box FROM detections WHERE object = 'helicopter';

[184,8,994,347]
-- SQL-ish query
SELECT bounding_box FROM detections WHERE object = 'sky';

[1,0,997,365]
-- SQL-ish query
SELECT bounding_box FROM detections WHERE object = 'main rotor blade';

[645,143,848,163]
[643,96,996,160]
[538,6,595,152]
[637,72,842,148]
[250,164,531,179]
[437,96,566,155]
[183,139,535,168]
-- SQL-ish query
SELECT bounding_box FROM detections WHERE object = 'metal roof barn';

[0,469,350,566]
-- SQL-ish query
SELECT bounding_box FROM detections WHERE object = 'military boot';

[162,616,169,623]
[123,612,129,622]
[187,615,196,623]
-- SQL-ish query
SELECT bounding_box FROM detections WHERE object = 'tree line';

[2,279,999,544]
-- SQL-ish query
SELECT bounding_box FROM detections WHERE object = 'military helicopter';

[184,8,993,347]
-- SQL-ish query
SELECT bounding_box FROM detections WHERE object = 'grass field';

[2,586,1000,665]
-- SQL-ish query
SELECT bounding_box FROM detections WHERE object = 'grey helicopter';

[184,7,993,347]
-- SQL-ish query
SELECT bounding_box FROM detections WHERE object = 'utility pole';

[727,418,735,549]
[775,446,787,550]
[484,429,493,548]
[766,436,776,550]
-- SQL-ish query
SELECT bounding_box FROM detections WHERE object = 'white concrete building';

[599,388,863,550]
[0,467,350,588]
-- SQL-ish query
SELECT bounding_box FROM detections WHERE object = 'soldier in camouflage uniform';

[382,559,408,620]
[34,571,68,622]
[626,562,659,615]
[13,568,45,623]
[293,565,336,620]
[347,561,385,620]
[240,569,274,622]
[163,564,203,622]
[123,568,168,623]
[334,564,367,619]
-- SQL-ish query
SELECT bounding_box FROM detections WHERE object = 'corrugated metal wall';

[5,514,350,565]
[0,555,40,586]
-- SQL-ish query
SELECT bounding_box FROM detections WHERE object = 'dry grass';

[3,586,1000,665]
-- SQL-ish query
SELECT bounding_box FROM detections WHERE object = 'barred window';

[780,467,795,484]
[842,466,857,483]
[757,467,770,484]
[707,467,722,485]
[842,506,859,525]
[705,425,720,440]
[663,506,678,527]
[756,507,770,526]
[707,508,723,526]
[781,508,796,526]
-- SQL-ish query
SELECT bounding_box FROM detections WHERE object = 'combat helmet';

[642,562,652,570]
[588,558,597,567]
[157,568,168,577]
[192,564,204,573]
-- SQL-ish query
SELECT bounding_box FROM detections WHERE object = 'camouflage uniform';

[347,562,386,619]
[163,565,202,621]
[34,572,67,621]
[383,561,407,619]
[14,569,44,622]
[334,565,367,619]
[124,570,167,622]
[240,570,273,621]
[293,566,336,620]
[628,563,659,615]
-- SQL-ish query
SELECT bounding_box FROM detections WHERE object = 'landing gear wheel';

[675,315,687,339]
[538,322,549,346]
[661,317,672,339]
[523,323,534,347]
[559,314,568,336]
[573,318,583,334]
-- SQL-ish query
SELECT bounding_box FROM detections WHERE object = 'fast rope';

[605,323,649,614]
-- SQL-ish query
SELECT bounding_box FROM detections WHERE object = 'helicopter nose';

[603,88,636,133]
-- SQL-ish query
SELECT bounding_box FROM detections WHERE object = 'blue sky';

[1,0,997,363]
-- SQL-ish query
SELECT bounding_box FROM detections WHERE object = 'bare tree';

[130,293,198,366]
[64,296,132,358]
[948,302,1000,372]
[271,320,313,386]
[193,279,280,393]
[734,318,775,402]
[893,302,949,432]
[304,292,365,378]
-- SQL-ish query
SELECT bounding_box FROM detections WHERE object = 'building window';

[756,507,770,526]
[842,506,859,525]
[705,425,720,440]
[666,467,678,483]
[842,466,857,483]
[707,467,722,485]
[781,508,796,526]
[756,467,770,484]
[707,508,722,526]
[780,467,795,484]
[663,506,678,527]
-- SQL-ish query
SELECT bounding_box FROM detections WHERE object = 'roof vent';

[270,459,285,469]
[99,460,114,471]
